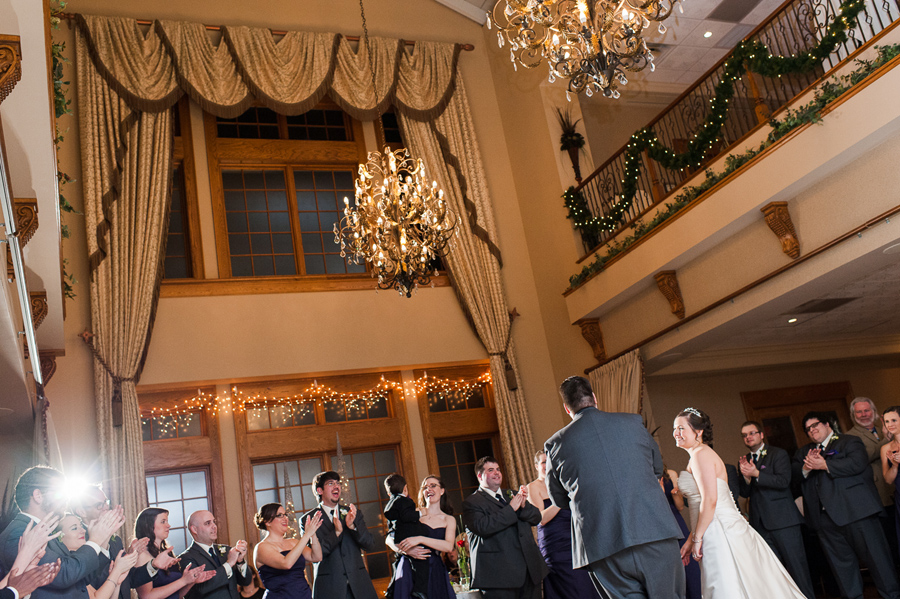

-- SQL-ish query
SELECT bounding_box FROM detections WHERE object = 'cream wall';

[649,357,900,472]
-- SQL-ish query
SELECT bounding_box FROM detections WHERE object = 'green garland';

[50,0,78,299]
[568,43,900,290]
[566,0,867,242]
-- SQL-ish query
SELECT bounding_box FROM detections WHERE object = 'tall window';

[206,103,370,279]
[436,437,495,515]
[146,470,210,554]
[164,165,193,279]
[250,448,398,581]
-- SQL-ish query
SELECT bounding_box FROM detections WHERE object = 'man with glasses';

[737,421,814,599]
[793,412,900,599]
[300,471,376,599]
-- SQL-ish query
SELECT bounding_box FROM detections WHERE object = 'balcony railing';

[574,0,900,256]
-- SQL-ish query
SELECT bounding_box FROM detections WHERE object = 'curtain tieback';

[81,331,136,427]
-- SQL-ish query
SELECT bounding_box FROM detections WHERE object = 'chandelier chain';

[358,0,386,142]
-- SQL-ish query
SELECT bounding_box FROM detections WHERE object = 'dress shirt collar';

[195,540,216,554]
[20,511,42,523]
[819,434,834,450]
[479,486,503,501]
[753,443,766,459]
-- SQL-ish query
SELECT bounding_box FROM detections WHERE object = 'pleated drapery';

[588,350,657,434]
[74,14,536,504]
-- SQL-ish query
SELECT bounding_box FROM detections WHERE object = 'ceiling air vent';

[707,0,762,23]
[784,297,860,314]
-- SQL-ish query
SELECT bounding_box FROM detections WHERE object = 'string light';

[141,372,494,432]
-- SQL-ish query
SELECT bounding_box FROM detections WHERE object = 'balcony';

[562,0,900,373]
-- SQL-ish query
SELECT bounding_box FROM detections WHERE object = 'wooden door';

[741,381,854,456]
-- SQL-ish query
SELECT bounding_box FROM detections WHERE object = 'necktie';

[208,546,221,566]
[872,428,880,441]
[496,492,507,506]
[752,453,759,465]
[817,443,824,452]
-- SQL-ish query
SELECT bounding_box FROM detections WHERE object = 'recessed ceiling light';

[884,242,900,255]
[704,31,713,38]
[787,318,798,323]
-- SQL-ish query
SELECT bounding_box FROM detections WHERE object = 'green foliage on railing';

[567,43,900,290]
[566,0,867,243]
[50,0,78,299]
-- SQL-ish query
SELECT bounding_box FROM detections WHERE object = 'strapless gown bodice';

[677,472,808,598]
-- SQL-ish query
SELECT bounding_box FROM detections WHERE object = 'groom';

[544,376,684,599]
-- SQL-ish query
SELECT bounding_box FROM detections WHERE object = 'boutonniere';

[216,545,228,557]
[504,489,515,501]
[337,505,350,518]
[759,449,767,458]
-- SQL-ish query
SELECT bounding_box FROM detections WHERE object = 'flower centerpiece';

[455,532,470,592]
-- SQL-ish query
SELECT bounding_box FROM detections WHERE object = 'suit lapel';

[190,542,218,568]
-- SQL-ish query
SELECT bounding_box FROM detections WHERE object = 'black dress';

[537,498,602,599]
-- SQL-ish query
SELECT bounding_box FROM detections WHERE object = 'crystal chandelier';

[333,0,457,297]
[487,0,682,98]
[335,148,457,297]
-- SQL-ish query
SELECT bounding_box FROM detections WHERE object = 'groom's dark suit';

[738,444,814,599]
[544,407,684,599]
[300,504,377,599]
[793,433,900,599]
[462,487,546,599]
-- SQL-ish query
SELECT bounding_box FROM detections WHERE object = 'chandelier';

[334,148,457,297]
[487,0,681,98]
[333,0,457,298]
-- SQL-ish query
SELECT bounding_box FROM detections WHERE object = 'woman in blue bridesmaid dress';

[253,503,323,599]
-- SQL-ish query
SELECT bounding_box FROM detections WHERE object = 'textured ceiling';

[438,0,785,94]
[711,258,900,350]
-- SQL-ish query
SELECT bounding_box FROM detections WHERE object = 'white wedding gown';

[678,471,808,598]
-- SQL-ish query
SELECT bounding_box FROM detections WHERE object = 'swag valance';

[75,13,461,121]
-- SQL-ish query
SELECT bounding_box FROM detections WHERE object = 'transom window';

[216,107,352,141]
[141,412,202,441]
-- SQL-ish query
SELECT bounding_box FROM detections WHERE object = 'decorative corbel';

[654,270,685,319]
[761,201,800,259]
[0,35,22,105]
[30,291,48,329]
[6,199,39,279]
[39,352,58,384]
[577,318,606,362]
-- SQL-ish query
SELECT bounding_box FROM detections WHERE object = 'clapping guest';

[56,514,137,599]
[133,508,214,599]
[0,517,62,599]
[0,467,123,599]
[526,451,601,599]
[880,407,900,555]
[253,503,322,599]
[180,510,251,599]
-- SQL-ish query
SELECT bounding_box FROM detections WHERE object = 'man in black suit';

[544,376,683,599]
[299,471,376,599]
[179,510,250,599]
[0,467,123,599]
[462,456,546,599]
[737,421,815,599]
[793,411,900,599]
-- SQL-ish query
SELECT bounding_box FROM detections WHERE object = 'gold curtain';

[74,15,535,495]
[76,24,173,527]
[398,42,534,488]
[588,349,657,433]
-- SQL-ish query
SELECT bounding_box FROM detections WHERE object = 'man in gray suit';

[179,511,250,599]
[544,376,684,599]
[300,471,376,599]
[462,457,546,599]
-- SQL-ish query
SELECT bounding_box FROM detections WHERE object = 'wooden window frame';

[414,363,502,477]
[139,386,229,540]
[232,371,417,544]
[145,466,214,554]
[169,98,205,279]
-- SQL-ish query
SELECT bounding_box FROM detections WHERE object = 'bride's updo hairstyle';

[677,407,714,446]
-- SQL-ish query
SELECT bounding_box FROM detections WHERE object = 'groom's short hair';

[559,376,594,411]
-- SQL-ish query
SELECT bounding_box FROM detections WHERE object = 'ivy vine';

[50,0,78,299]
[568,43,900,290]
[566,0,867,241]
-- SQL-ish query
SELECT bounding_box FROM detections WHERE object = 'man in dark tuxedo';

[793,411,900,599]
[462,457,546,599]
[179,510,250,599]
[299,471,376,599]
[737,421,815,599]
[0,467,122,599]
[544,376,684,599]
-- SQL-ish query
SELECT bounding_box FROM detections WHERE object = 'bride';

[673,407,807,598]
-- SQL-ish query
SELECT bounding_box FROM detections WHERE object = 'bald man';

[179,511,250,599]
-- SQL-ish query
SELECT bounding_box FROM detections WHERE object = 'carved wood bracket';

[577,318,606,362]
[761,201,800,259]
[0,35,22,105]
[30,291,48,329]
[6,199,38,279]
[39,352,58,384]
[654,270,686,319]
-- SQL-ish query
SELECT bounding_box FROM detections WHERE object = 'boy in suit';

[383,474,426,599]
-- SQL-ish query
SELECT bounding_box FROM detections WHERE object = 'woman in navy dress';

[134,508,214,599]
[387,476,456,599]
[527,451,602,599]
[662,468,701,599]
[880,407,900,550]
[253,503,322,599]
